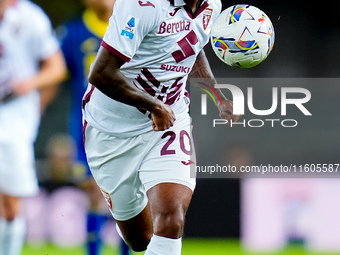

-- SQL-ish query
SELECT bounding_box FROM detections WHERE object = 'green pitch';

[22,239,340,255]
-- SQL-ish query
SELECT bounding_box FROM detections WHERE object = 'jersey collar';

[169,0,186,7]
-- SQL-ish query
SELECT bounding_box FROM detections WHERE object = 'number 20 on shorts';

[160,130,192,156]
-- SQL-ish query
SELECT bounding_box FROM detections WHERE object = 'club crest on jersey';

[202,8,213,30]
[121,17,137,39]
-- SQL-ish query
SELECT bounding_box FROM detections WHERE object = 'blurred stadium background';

[25,0,340,254]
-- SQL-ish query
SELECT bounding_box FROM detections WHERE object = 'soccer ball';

[210,5,275,68]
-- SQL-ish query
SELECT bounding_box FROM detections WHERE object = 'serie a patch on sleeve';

[121,17,138,39]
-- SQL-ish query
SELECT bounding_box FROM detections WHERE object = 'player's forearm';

[33,51,66,90]
[8,51,66,104]
[189,50,227,102]
[88,57,163,114]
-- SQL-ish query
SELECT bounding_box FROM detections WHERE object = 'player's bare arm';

[12,50,66,95]
[11,50,66,109]
[189,50,241,123]
[88,46,176,131]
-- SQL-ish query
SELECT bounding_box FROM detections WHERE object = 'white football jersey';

[0,0,59,143]
[83,0,221,137]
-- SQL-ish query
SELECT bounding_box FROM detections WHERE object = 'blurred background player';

[40,134,81,192]
[26,134,92,248]
[58,0,130,254]
[0,0,66,254]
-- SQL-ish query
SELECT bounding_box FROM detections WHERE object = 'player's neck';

[184,0,202,14]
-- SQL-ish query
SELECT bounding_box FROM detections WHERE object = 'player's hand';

[11,79,36,96]
[151,103,176,131]
[217,98,242,125]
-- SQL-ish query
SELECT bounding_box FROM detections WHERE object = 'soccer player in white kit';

[83,0,239,254]
[0,0,66,254]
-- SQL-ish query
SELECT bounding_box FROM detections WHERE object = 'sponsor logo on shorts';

[181,160,195,166]
[100,188,113,211]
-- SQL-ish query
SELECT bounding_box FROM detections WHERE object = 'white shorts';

[0,140,39,197]
[84,115,196,221]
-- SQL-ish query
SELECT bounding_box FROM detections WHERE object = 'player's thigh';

[84,124,149,221]
[139,116,196,192]
[0,141,38,197]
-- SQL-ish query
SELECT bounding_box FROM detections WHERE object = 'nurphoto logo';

[199,83,312,128]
